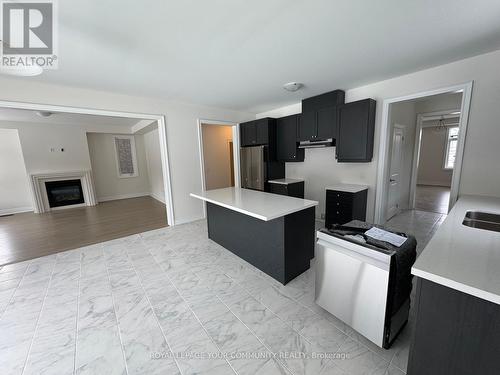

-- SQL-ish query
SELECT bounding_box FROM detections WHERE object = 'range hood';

[299,138,334,148]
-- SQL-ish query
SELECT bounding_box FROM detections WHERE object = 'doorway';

[197,119,239,192]
[386,125,405,219]
[0,105,174,265]
[411,112,460,214]
[376,82,472,224]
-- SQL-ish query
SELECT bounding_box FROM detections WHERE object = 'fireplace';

[45,179,85,208]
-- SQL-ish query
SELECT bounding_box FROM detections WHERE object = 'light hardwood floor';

[414,184,450,214]
[0,196,167,266]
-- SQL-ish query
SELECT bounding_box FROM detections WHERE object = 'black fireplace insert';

[45,179,84,208]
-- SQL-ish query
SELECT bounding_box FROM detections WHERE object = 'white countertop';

[412,195,500,305]
[268,178,304,185]
[190,187,318,221]
[325,183,369,193]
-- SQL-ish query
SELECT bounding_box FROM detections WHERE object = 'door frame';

[374,81,473,224]
[197,119,240,216]
[409,110,461,210]
[0,99,175,226]
[386,124,405,220]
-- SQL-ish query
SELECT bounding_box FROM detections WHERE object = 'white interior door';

[386,126,404,220]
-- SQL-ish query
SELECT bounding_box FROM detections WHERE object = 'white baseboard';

[149,192,166,204]
[174,215,205,225]
[98,192,150,202]
[0,206,34,216]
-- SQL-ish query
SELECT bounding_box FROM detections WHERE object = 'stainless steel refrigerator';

[240,146,266,191]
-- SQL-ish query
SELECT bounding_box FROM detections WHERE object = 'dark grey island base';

[206,202,315,284]
[408,278,500,375]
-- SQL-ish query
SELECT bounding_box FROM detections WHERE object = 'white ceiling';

[15,0,500,113]
[0,107,142,127]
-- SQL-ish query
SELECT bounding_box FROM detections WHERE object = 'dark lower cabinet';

[206,202,315,284]
[336,99,376,162]
[276,114,304,162]
[269,181,304,199]
[408,278,500,375]
[325,188,367,228]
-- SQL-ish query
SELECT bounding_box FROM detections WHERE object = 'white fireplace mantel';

[29,170,98,213]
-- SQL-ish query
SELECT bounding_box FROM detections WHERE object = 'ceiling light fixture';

[36,111,53,117]
[433,116,447,133]
[283,82,303,92]
[0,65,43,77]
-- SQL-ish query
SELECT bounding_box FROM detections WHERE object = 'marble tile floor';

[0,211,444,375]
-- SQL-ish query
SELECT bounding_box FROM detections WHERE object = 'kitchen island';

[408,195,500,375]
[190,187,318,284]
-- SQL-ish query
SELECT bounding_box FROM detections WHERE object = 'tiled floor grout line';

[0,260,33,321]
[102,249,130,375]
[213,293,296,375]
[72,250,84,375]
[207,253,396,370]
[20,258,58,375]
[117,229,396,373]
[1,219,425,375]
[203,265,343,371]
[123,245,185,375]
[173,246,343,373]
[147,248,239,375]
[389,356,406,374]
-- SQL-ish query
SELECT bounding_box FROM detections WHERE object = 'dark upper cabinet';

[336,99,376,162]
[298,111,317,141]
[302,90,345,112]
[299,90,345,142]
[317,106,337,139]
[276,114,304,162]
[255,118,269,145]
[240,120,256,146]
[240,118,275,147]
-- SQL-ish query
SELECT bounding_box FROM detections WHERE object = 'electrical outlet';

[320,213,325,220]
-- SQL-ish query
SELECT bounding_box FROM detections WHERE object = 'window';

[113,135,138,178]
[444,126,459,169]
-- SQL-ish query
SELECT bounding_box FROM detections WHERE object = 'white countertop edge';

[268,178,304,185]
[189,192,317,221]
[411,267,500,306]
[325,184,369,193]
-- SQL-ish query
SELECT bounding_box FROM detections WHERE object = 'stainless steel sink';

[463,211,500,232]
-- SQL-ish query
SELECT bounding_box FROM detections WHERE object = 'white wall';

[0,121,92,174]
[0,129,32,214]
[415,92,463,114]
[258,49,500,221]
[143,127,165,203]
[87,133,151,201]
[0,78,253,224]
[202,125,234,190]
[417,127,453,187]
